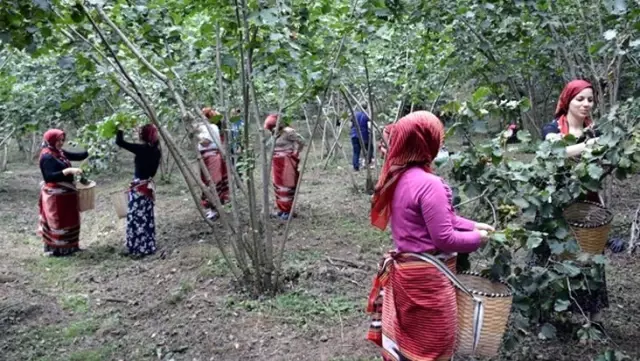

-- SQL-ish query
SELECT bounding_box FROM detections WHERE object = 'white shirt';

[196,123,222,152]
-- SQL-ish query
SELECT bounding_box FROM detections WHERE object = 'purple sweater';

[391,167,482,254]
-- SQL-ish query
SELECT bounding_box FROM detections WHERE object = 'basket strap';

[405,252,485,356]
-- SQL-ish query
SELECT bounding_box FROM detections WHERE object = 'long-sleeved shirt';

[274,127,305,154]
[350,111,370,140]
[391,167,481,254]
[40,149,89,183]
[116,131,161,180]
[195,123,223,152]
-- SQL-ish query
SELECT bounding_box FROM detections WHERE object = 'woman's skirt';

[38,182,81,256]
[367,252,458,361]
[200,149,229,210]
[126,180,156,256]
[272,149,300,214]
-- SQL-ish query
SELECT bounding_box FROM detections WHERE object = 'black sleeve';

[588,125,602,138]
[40,154,68,183]
[62,149,89,161]
[541,121,560,140]
[116,130,144,155]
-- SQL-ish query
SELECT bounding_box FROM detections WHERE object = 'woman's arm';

[116,130,144,154]
[61,149,89,162]
[542,122,597,157]
[453,215,476,231]
[40,155,69,183]
[419,180,482,254]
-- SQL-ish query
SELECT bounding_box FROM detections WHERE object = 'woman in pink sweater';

[366,111,493,361]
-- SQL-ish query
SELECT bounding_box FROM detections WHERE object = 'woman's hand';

[62,167,83,176]
[474,222,495,232]
[586,137,599,146]
[478,230,490,246]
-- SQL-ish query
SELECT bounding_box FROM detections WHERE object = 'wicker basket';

[456,272,513,358]
[76,181,96,212]
[563,201,613,255]
[111,190,129,219]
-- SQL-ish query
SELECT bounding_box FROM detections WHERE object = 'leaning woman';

[38,129,88,256]
[539,79,613,322]
[116,125,162,257]
[366,111,491,361]
[264,114,305,220]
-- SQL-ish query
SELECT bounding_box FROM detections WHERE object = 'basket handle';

[405,252,484,357]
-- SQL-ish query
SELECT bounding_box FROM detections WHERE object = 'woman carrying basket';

[538,79,620,322]
[366,111,492,361]
[116,125,161,257]
[264,114,305,220]
[38,129,89,257]
[197,107,229,220]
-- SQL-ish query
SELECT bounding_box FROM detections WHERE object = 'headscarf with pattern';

[370,111,444,230]
[40,129,71,167]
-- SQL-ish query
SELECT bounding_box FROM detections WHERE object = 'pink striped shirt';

[391,167,481,254]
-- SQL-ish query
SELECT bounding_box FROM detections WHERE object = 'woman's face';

[55,136,65,150]
[568,88,594,120]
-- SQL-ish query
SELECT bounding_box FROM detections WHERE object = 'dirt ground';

[1,143,639,361]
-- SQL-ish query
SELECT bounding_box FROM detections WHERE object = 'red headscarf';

[370,111,444,230]
[555,79,594,135]
[139,124,159,145]
[264,114,279,131]
[40,129,70,166]
[202,107,220,123]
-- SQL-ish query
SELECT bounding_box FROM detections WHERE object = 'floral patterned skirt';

[126,190,156,256]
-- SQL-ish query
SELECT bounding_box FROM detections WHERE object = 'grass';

[63,318,101,339]
[226,289,361,325]
[336,218,390,252]
[66,346,115,361]
[23,256,82,291]
[60,294,90,313]
[167,279,195,305]
[22,317,105,361]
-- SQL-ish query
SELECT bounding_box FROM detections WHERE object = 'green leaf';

[99,119,117,139]
[554,226,568,239]
[491,232,508,244]
[512,197,529,209]
[554,298,570,312]
[538,323,557,340]
[593,255,607,265]
[472,86,492,103]
[587,163,604,180]
[526,235,543,249]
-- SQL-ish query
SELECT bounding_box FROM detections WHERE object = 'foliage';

[448,97,640,345]
[1,1,640,355]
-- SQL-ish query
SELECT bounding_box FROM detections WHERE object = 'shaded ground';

[1,144,639,361]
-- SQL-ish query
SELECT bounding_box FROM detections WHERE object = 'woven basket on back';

[110,190,128,219]
[76,181,96,212]
[563,201,613,255]
[456,272,513,358]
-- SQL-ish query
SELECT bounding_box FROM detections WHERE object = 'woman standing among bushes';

[197,107,229,220]
[366,111,492,361]
[116,124,161,257]
[38,129,89,257]
[539,79,612,322]
[264,114,305,220]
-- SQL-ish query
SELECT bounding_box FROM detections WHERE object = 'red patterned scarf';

[370,111,444,230]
